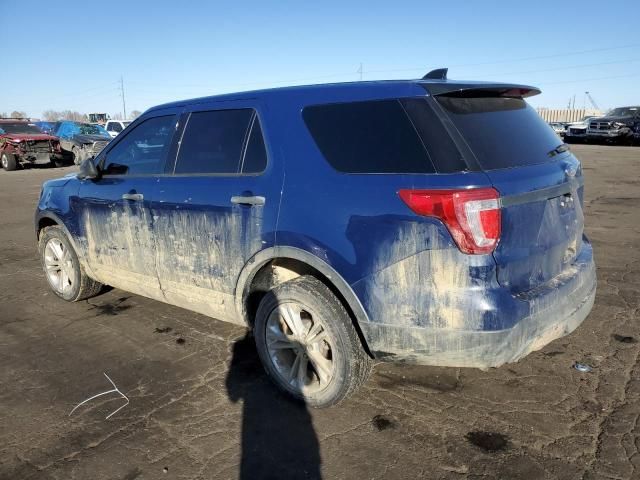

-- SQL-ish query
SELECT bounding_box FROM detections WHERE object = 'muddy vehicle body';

[36,71,596,407]
[0,119,65,171]
[53,121,111,165]
[586,106,640,145]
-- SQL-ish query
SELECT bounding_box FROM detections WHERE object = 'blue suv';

[35,70,596,407]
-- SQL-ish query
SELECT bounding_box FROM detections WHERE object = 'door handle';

[230,195,265,206]
[122,193,144,201]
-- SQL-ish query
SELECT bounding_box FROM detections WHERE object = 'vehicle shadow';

[225,333,322,480]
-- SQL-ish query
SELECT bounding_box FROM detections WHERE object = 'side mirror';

[77,158,100,180]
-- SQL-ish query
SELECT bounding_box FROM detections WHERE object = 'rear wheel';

[254,275,372,408]
[38,226,103,301]
[1,152,18,171]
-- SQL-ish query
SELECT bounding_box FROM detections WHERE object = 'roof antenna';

[422,68,448,80]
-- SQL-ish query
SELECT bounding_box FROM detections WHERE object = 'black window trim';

[168,107,268,178]
[302,97,465,176]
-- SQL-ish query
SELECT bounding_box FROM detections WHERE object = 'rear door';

[152,100,282,323]
[434,94,584,293]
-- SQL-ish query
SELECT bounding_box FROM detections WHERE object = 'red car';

[0,118,65,171]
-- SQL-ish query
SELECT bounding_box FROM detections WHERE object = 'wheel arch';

[235,246,373,356]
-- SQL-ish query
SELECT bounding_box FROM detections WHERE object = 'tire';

[50,156,66,168]
[1,152,18,171]
[71,147,81,165]
[254,275,372,408]
[38,225,103,302]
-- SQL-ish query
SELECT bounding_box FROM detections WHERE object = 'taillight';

[398,188,501,254]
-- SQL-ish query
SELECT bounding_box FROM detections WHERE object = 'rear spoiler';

[419,68,540,98]
[420,81,541,99]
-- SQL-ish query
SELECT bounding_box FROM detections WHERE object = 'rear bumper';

[360,245,596,369]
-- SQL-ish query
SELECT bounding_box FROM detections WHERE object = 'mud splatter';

[372,415,397,431]
[154,327,172,334]
[353,221,494,330]
[465,431,508,452]
[176,338,186,345]
[612,334,637,344]
[88,297,132,316]
[543,350,564,357]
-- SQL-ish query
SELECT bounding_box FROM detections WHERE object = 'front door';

[152,101,283,323]
[75,111,180,301]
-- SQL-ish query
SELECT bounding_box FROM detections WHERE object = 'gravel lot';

[1,144,639,480]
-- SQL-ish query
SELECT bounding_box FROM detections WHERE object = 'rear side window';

[303,100,436,174]
[436,96,564,170]
[174,109,266,175]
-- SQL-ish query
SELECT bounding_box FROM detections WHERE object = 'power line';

[364,42,640,75]
[537,72,640,85]
[487,58,640,77]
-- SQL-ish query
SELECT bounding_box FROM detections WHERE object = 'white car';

[564,116,596,143]
[104,120,131,138]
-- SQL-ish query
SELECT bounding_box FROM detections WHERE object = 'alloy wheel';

[44,238,75,295]
[265,302,336,395]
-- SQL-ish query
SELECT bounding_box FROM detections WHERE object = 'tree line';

[1,110,143,121]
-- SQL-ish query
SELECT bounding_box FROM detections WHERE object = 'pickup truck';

[587,106,640,145]
[104,120,131,138]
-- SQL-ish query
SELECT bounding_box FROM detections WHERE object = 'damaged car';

[53,120,112,164]
[0,119,65,170]
[587,106,640,145]
[35,69,596,407]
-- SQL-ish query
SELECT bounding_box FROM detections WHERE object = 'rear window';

[436,96,564,170]
[303,100,437,174]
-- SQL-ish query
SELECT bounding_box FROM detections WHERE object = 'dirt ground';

[1,144,639,480]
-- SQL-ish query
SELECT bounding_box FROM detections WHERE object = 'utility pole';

[119,76,127,120]
[357,63,363,81]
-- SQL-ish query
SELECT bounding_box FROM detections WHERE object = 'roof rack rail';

[0,117,32,121]
[422,68,448,80]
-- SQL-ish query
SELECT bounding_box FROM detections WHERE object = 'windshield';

[606,107,640,117]
[74,123,110,136]
[0,123,44,134]
[123,121,131,127]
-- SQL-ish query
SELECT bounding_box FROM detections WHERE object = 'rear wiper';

[547,143,570,157]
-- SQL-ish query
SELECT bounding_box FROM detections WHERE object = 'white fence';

[536,108,602,123]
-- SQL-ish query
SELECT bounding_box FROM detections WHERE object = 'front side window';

[174,108,266,175]
[102,115,176,175]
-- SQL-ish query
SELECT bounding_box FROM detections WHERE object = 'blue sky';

[1,0,639,118]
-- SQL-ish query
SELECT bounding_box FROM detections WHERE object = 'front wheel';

[38,225,103,301]
[1,152,18,171]
[254,275,372,408]
[50,156,66,168]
